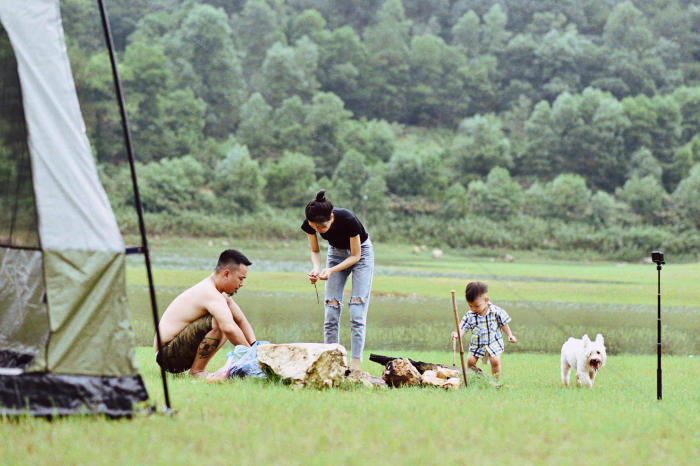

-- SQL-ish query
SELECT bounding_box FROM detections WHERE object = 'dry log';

[369,353,483,375]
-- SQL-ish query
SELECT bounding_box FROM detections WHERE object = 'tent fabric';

[0,0,123,253]
[42,251,138,376]
[0,0,149,416]
[0,248,49,370]
[0,24,39,249]
[0,373,148,418]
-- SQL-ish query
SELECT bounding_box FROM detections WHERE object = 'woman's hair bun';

[315,189,326,202]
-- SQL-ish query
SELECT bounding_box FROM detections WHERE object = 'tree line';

[26,1,700,257]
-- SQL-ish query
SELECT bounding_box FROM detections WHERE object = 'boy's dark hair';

[465,281,488,303]
[305,189,334,223]
[216,249,252,271]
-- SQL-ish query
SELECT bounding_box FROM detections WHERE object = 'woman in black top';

[302,190,374,371]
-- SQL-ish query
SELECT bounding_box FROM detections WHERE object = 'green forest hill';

[57,0,700,260]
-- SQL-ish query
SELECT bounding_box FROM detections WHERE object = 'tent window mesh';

[0,24,39,249]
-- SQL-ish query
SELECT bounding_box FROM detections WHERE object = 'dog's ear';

[595,333,604,343]
[582,334,591,345]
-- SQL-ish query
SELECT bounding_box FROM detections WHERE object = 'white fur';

[560,334,606,388]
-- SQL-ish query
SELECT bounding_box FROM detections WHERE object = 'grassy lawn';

[3,237,698,464]
[2,349,698,464]
[128,236,700,307]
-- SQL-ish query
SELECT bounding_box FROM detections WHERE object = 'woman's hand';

[318,268,333,280]
[308,268,320,284]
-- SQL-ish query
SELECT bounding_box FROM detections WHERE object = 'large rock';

[257,343,348,389]
[382,358,422,388]
[345,369,387,388]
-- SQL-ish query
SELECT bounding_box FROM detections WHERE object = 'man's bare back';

[154,276,223,351]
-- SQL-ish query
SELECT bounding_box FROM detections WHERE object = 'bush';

[211,144,265,213]
[263,152,316,208]
[385,150,448,199]
[466,167,523,221]
[135,156,213,215]
[673,164,700,228]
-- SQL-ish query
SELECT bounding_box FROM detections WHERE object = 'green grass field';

[2,349,699,464]
[3,237,699,464]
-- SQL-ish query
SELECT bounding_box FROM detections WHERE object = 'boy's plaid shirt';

[459,302,512,347]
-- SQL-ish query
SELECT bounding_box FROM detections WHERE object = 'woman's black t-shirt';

[301,208,369,249]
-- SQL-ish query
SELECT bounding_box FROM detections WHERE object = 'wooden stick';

[452,337,456,366]
[451,290,469,387]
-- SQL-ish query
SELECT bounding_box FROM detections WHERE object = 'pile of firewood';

[369,354,472,389]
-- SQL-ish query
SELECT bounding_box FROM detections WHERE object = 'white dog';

[560,334,606,388]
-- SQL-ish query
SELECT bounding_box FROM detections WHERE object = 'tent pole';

[96,0,171,411]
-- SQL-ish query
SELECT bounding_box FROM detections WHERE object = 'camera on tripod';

[651,251,665,265]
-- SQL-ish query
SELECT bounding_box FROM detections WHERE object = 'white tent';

[0,0,148,416]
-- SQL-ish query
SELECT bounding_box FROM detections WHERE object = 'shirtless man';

[154,249,256,378]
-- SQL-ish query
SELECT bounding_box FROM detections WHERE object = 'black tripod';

[651,251,665,400]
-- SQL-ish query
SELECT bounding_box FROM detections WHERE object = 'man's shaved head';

[216,249,252,272]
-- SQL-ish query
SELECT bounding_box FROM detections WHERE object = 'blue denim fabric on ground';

[225,340,269,378]
[323,240,374,359]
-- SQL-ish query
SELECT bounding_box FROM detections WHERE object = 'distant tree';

[466,167,523,221]
[672,86,700,144]
[451,10,481,57]
[439,182,470,219]
[521,182,549,218]
[289,9,326,43]
[234,0,286,74]
[603,1,655,54]
[236,93,275,158]
[666,135,700,191]
[76,51,124,163]
[407,34,469,125]
[315,26,366,113]
[157,88,207,159]
[212,144,265,213]
[263,152,316,208]
[304,92,353,177]
[590,190,622,227]
[448,114,512,182]
[271,96,310,155]
[623,94,682,167]
[535,28,596,100]
[258,38,319,107]
[545,174,591,221]
[331,150,388,221]
[615,175,671,225]
[360,168,390,221]
[362,0,412,121]
[601,2,667,96]
[331,149,372,213]
[461,54,500,115]
[120,41,206,162]
[169,4,247,138]
[385,151,448,199]
[340,119,396,164]
[501,34,539,92]
[627,147,662,182]
[136,156,209,214]
[552,88,629,191]
[518,100,559,178]
[61,0,108,53]
[494,93,529,158]
[673,164,700,228]
[481,4,511,56]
